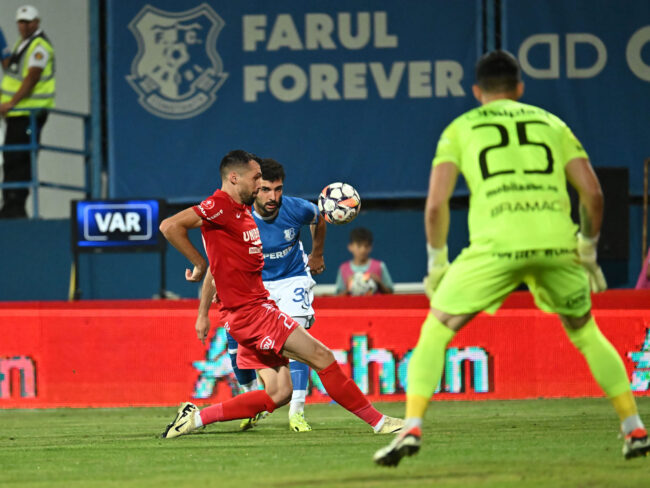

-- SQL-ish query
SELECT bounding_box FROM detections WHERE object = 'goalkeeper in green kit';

[374,50,650,466]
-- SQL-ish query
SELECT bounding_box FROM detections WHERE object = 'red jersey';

[193,189,269,309]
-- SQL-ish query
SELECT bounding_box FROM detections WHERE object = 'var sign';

[83,203,153,241]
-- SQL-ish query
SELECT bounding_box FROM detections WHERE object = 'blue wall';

[0,205,643,301]
[2,2,648,300]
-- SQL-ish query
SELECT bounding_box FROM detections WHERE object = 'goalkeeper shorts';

[431,246,591,317]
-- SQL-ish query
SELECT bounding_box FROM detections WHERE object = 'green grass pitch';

[2,398,649,487]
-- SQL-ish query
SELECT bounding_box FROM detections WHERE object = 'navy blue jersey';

[253,196,319,281]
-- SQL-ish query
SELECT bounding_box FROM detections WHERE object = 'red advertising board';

[1,291,649,408]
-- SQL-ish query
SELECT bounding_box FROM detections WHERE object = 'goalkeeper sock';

[406,313,455,418]
[611,390,645,434]
[404,418,423,431]
[199,390,277,425]
[564,316,633,399]
[317,360,383,427]
[622,414,645,436]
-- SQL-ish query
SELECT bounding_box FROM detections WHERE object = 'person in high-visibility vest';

[0,5,55,218]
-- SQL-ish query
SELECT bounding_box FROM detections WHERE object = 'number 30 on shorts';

[292,287,310,307]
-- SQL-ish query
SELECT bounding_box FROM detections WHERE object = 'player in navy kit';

[160,150,403,438]
[228,158,326,432]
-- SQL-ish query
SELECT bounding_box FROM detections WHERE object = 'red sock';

[317,361,383,427]
[199,390,277,426]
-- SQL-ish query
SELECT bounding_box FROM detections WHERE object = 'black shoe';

[373,425,422,467]
[623,428,650,460]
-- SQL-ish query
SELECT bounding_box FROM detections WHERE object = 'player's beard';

[258,195,282,218]
[240,187,257,206]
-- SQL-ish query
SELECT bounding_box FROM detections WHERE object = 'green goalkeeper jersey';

[433,98,588,251]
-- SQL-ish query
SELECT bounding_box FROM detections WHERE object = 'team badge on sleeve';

[201,198,215,210]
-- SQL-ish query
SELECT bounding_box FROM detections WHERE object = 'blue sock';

[290,360,310,391]
[226,332,257,389]
[289,360,310,416]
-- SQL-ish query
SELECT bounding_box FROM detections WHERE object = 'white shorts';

[263,275,316,328]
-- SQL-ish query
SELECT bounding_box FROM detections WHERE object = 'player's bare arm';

[425,162,458,249]
[565,157,607,293]
[159,207,207,282]
[307,214,327,274]
[423,161,458,298]
[195,269,216,344]
[565,157,604,238]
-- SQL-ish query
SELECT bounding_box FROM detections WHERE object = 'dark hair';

[220,149,257,180]
[260,158,285,182]
[475,50,521,93]
[349,227,373,245]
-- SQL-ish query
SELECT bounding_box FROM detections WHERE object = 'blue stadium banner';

[106,1,480,202]
[504,0,650,195]
[71,200,165,251]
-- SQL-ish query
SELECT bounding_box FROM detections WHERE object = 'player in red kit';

[160,150,403,438]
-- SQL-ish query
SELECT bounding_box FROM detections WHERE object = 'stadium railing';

[0,107,92,219]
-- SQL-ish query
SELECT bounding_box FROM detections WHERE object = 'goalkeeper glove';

[576,233,607,293]
[423,244,450,299]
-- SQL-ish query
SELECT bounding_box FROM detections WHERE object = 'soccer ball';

[318,182,361,225]
[348,271,378,296]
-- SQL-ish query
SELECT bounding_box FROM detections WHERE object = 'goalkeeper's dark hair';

[220,149,257,180]
[260,158,285,182]
[475,50,521,93]
[349,227,373,245]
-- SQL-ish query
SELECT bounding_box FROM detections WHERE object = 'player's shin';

[317,361,383,427]
[564,317,645,434]
[199,390,277,426]
[405,313,455,423]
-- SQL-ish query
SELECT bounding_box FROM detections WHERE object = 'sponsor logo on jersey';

[485,182,559,198]
[243,228,260,242]
[490,199,564,217]
[197,204,223,221]
[206,209,223,221]
[260,336,275,350]
[264,244,293,260]
[126,4,228,120]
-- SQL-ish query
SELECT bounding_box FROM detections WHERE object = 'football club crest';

[126,3,228,120]
[284,228,296,241]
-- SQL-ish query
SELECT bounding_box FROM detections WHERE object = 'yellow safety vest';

[0,32,55,117]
